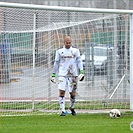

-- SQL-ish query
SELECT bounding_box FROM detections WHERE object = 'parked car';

[81,46,113,73]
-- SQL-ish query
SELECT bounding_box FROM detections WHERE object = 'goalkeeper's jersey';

[53,46,83,77]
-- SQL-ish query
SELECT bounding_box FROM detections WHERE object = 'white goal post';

[0,2,132,115]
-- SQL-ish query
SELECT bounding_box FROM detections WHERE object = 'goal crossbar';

[0,2,133,14]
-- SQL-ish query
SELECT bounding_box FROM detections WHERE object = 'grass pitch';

[1,113,132,133]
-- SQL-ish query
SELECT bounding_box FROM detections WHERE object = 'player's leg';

[58,90,66,116]
[68,77,77,116]
[69,92,76,116]
[58,77,67,116]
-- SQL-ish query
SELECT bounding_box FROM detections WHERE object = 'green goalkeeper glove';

[51,73,56,84]
[78,70,84,81]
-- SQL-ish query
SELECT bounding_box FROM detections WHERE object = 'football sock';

[59,96,65,112]
[70,96,76,108]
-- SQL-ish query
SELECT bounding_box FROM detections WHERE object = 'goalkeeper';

[51,35,84,116]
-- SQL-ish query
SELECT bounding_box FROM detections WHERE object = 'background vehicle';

[81,46,114,74]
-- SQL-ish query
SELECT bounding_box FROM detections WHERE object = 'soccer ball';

[109,109,121,118]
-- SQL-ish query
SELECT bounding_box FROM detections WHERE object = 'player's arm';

[51,51,60,84]
[76,49,84,81]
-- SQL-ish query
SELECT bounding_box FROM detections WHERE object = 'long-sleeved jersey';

[52,46,83,77]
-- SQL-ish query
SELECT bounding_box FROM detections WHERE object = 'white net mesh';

[0,6,130,115]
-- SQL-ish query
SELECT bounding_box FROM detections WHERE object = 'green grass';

[1,113,132,133]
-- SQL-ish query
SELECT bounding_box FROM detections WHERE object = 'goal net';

[0,3,132,115]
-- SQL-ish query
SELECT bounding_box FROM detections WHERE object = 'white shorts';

[58,76,77,92]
